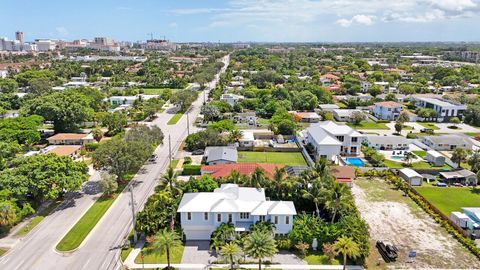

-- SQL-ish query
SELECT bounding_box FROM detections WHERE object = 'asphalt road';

[0,54,230,270]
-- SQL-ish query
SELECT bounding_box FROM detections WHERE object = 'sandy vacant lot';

[353,178,480,269]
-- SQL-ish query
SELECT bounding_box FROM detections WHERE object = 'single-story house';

[42,145,82,160]
[425,150,445,166]
[440,169,478,186]
[177,184,297,240]
[330,166,355,187]
[47,133,95,145]
[220,94,245,106]
[205,146,238,165]
[239,131,255,147]
[421,135,472,151]
[201,163,285,179]
[232,112,257,126]
[291,111,321,123]
[399,168,423,186]
[364,135,409,150]
[451,208,480,238]
[332,109,363,122]
[319,104,340,111]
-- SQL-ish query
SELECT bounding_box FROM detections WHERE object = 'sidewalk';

[124,262,363,270]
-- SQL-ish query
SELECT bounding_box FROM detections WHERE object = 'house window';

[204,212,209,220]
[228,214,233,223]
[217,213,221,222]
[259,215,266,222]
[240,212,250,219]
[336,136,344,142]
[274,216,278,224]
[350,147,357,153]
[187,212,192,220]
[286,216,290,225]
[351,137,358,143]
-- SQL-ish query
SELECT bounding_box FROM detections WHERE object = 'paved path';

[0,55,230,270]
[124,262,363,270]
[181,241,215,264]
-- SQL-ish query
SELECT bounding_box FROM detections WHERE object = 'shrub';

[406,133,417,139]
[181,165,201,175]
[183,156,192,165]
[276,237,292,250]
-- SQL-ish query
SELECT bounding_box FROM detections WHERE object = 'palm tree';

[333,236,360,270]
[0,201,17,227]
[324,182,349,223]
[301,178,324,217]
[228,170,241,184]
[249,167,266,189]
[243,231,278,270]
[149,228,182,269]
[160,166,181,195]
[228,129,243,143]
[403,152,415,166]
[219,242,242,270]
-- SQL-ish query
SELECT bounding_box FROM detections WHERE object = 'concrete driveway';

[181,241,216,264]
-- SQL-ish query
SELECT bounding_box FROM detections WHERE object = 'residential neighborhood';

[1,2,480,270]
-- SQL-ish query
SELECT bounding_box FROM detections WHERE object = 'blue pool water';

[390,156,404,160]
[345,157,365,167]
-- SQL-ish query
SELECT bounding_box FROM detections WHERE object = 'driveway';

[181,241,216,264]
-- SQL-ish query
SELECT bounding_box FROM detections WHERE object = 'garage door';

[185,230,211,240]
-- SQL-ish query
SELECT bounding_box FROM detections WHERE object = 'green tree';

[148,228,182,269]
[450,116,460,127]
[159,167,181,195]
[0,201,17,228]
[333,236,360,270]
[397,111,410,124]
[91,127,103,142]
[350,111,366,126]
[451,148,471,168]
[0,78,18,94]
[243,230,278,270]
[99,173,118,196]
[394,121,403,133]
[100,112,128,136]
[324,182,349,223]
[22,91,94,132]
[368,84,382,97]
[28,78,52,96]
[220,242,242,270]
[170,90,198,112]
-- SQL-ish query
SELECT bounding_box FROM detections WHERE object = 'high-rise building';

[15,31,24,44]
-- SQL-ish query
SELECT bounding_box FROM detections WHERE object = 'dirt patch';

[353,178,480,269]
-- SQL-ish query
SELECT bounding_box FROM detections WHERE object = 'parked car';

[148,154,157,162]
[437,182,447,187]
[192,149,205,155]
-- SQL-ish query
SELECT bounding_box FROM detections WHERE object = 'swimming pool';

[345,157,365,167]
[390,156,404,161]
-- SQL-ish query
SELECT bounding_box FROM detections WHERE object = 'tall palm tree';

[249,167,266,189]
[219,242,242,270]
[301,178,324,217]
[160,166,181,195]
[333,236,360,270]
[243,231,278,270]
[324,182,349,223]
[228,170,241,184]
[228,129,243,143]
[0,201,17,227]
[150,228,182,269]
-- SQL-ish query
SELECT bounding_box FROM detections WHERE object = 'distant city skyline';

[1,0,480,42]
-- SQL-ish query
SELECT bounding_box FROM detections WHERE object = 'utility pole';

[168,134,172,167]
[186,111,190,136]
[203,90,206,104]
[129,185,138,243]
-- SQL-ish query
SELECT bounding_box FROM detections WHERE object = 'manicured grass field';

[347,121,389,130]
[383,159,450,170]
[0,248,7,257]
[141,88,182,95]
[15,200,61,237]
[238,151,307,166]
[418,122,440,130]
[464,132,479,137]
[56,196,117,251]
[167,113,183,125]
[135,244,184,264]
[412,150,427,158]
[415,186,480,215]
[302,251,341,265]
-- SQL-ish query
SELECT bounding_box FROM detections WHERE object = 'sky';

[1,0,480,42]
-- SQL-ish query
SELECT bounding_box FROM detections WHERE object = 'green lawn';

[15,200,61,237]
[0,248,7,257]
[141,88,183,95]
[418,122,440,130]
[301,251,341,265]
[256,118,271,125]
[238,151,307,166]
[412,150,427,158]
[135,244,184,264]
[167,113,183,125]
[347,121,389,130]
[383,159,450,170]
[464,132,479,137]
[415,186,480,216]
[56,195,117,252]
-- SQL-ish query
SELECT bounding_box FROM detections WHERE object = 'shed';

[440,169,478,186]
[398,168,423,186]
[425,150,445,166]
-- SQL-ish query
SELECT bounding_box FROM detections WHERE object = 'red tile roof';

[201,163,285,179]
[330,166,355,183]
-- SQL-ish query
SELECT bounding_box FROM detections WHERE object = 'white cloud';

[55,26,69,37]
[429,0,477,12]
[336,15,375,27]
[169,22,178,28]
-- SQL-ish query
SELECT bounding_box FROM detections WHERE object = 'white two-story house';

[304,121,364,160]
[412,96,467,122]
[372,101,404,120]
[177,184,296,240]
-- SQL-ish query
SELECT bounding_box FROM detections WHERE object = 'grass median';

[56,176,132,252]
[167,113,183,125]
[15,200,61,237]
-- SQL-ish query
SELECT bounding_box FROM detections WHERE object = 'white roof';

[306,126,342,146]
[241,131,255,141]
[332,109,361,117]
[319,104,339,109]
[399,168,423,179]
[426,150,443,158]
[315,121,363,137]
[177,184,296,215]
